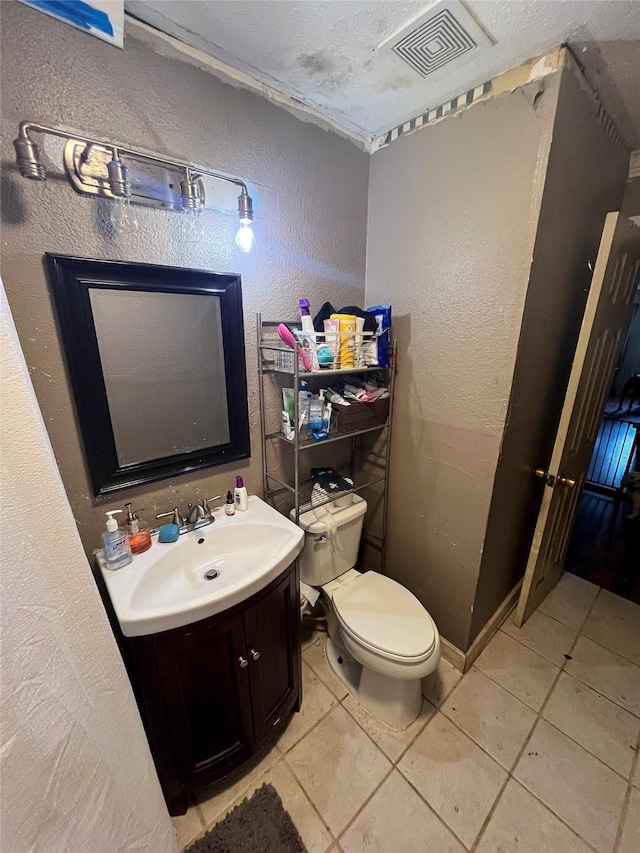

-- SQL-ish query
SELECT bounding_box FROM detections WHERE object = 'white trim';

[464,579,523,671]
[440,636,465,672]
[438,578,523,673]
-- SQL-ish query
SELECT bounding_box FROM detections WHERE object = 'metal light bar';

[13,120,255,227]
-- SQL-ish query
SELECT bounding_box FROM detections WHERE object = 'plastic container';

[102,510,133,570]
[234,476,249,511]
[124,503,152,554]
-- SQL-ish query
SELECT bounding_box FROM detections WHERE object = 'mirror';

[46,255,250,496]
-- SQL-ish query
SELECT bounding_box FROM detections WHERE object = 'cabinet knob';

[238,656,248,669]
[250,648,261,661]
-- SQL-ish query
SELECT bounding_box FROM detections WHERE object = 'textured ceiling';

[126,1,640,147]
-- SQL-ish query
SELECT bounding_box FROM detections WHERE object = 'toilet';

[296,494,441,729]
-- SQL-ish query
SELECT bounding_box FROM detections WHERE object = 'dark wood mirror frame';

[46,255,250,497]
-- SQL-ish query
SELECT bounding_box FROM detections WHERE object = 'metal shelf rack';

[257,313,396,572]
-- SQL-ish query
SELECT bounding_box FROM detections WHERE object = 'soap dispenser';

[102,510,133,570]
[124,503,152,554]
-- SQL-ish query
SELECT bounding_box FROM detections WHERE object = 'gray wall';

[365,76,561,649]
[470,64,629,643]
[0,2,368,555]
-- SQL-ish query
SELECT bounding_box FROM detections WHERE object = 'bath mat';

[185,783,307,853]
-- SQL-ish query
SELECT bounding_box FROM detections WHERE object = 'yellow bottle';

[330,314,357,369]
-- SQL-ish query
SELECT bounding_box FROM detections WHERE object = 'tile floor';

[175,574,640,853]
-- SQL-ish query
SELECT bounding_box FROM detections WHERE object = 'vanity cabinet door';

[153,611,254,781]
[243,566,301,742]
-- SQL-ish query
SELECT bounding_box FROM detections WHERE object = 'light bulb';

[109,196,139,235]
[182,208,205,244]
[236,223,255,253]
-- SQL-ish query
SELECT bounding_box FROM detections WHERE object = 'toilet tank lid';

[333,571,436,659]
[293,495,367,534]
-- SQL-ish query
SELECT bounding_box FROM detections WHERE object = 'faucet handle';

[156,507,185,527]
[203,495,223,515]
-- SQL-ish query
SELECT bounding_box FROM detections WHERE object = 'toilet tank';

[293,495,367,586]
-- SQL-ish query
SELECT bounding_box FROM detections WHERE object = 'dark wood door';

[243,567,300,742]
[153,610,254,781]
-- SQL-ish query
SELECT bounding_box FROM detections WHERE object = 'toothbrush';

[278,323,312,371]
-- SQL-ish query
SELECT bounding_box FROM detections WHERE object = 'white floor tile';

[340,770,466,853]
[618,787,640,853]
[474,629,559,711]
[557,572,600,602]
[514,719,628,852]
[342,694,434,763]
[594,589,640,627]
[287,705,391,836]
[564,636,640,716]
[398,712,507,848]
[581,607,640,666]
[538,584,593,630]
[235,760,333,853]
[172,802,204,852]
[421,657,462,706]
[475,779,593,853]
[501,611,577,666]
[441,667,537,769]
[303,636,349,700]
[277,662,338,753]
[543,671,640,778]
[197,749,280,825]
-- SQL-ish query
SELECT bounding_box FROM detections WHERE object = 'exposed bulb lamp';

[12,121,256,250]
[107,149,139,234]
[180,169,204,244]
[236,188,255,253]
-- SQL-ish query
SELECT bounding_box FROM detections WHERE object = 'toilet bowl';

[295,495,441,730]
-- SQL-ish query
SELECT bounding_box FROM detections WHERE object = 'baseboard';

[464,579,523,671]
[440,637,466,673]
[439,579,523,674]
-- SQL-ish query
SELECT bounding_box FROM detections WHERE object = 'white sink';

[98,495,304,637]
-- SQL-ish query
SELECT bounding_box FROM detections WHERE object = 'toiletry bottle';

[298,298,314,333]
[102,510,133,570]
[124,503,152,554]
[225,490,236,516]
[234,476,249,511]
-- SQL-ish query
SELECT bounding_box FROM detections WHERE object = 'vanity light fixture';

[12,121,256,250]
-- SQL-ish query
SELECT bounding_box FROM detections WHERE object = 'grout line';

[471,595,605,853]
[613,726,640,853]
[279,751,338,848]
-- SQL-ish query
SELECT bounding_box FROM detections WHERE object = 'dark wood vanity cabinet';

[126,562,301,815]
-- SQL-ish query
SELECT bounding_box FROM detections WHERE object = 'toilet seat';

[332,571,437,662]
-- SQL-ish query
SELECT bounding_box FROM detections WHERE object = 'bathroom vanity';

[126,562,300,815]
[97,496,304,815]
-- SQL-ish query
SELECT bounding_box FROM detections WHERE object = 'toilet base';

[326,638,423,730]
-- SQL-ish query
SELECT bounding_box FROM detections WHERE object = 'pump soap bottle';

[234,476,249,511]
[102,510,133,570]
[124,503,152,554]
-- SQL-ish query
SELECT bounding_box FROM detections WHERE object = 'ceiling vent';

[379,1,493,78]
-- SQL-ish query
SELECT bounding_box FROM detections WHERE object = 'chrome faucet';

[156,496,223,535]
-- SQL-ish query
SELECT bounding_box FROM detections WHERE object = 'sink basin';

[98,495,304,636]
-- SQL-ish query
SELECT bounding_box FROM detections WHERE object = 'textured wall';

[0,279,176,853]
[365,77,560,649]
[471,63,629,643]
[0,1,368,555]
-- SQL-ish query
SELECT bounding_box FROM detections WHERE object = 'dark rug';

[185,783,307,853]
